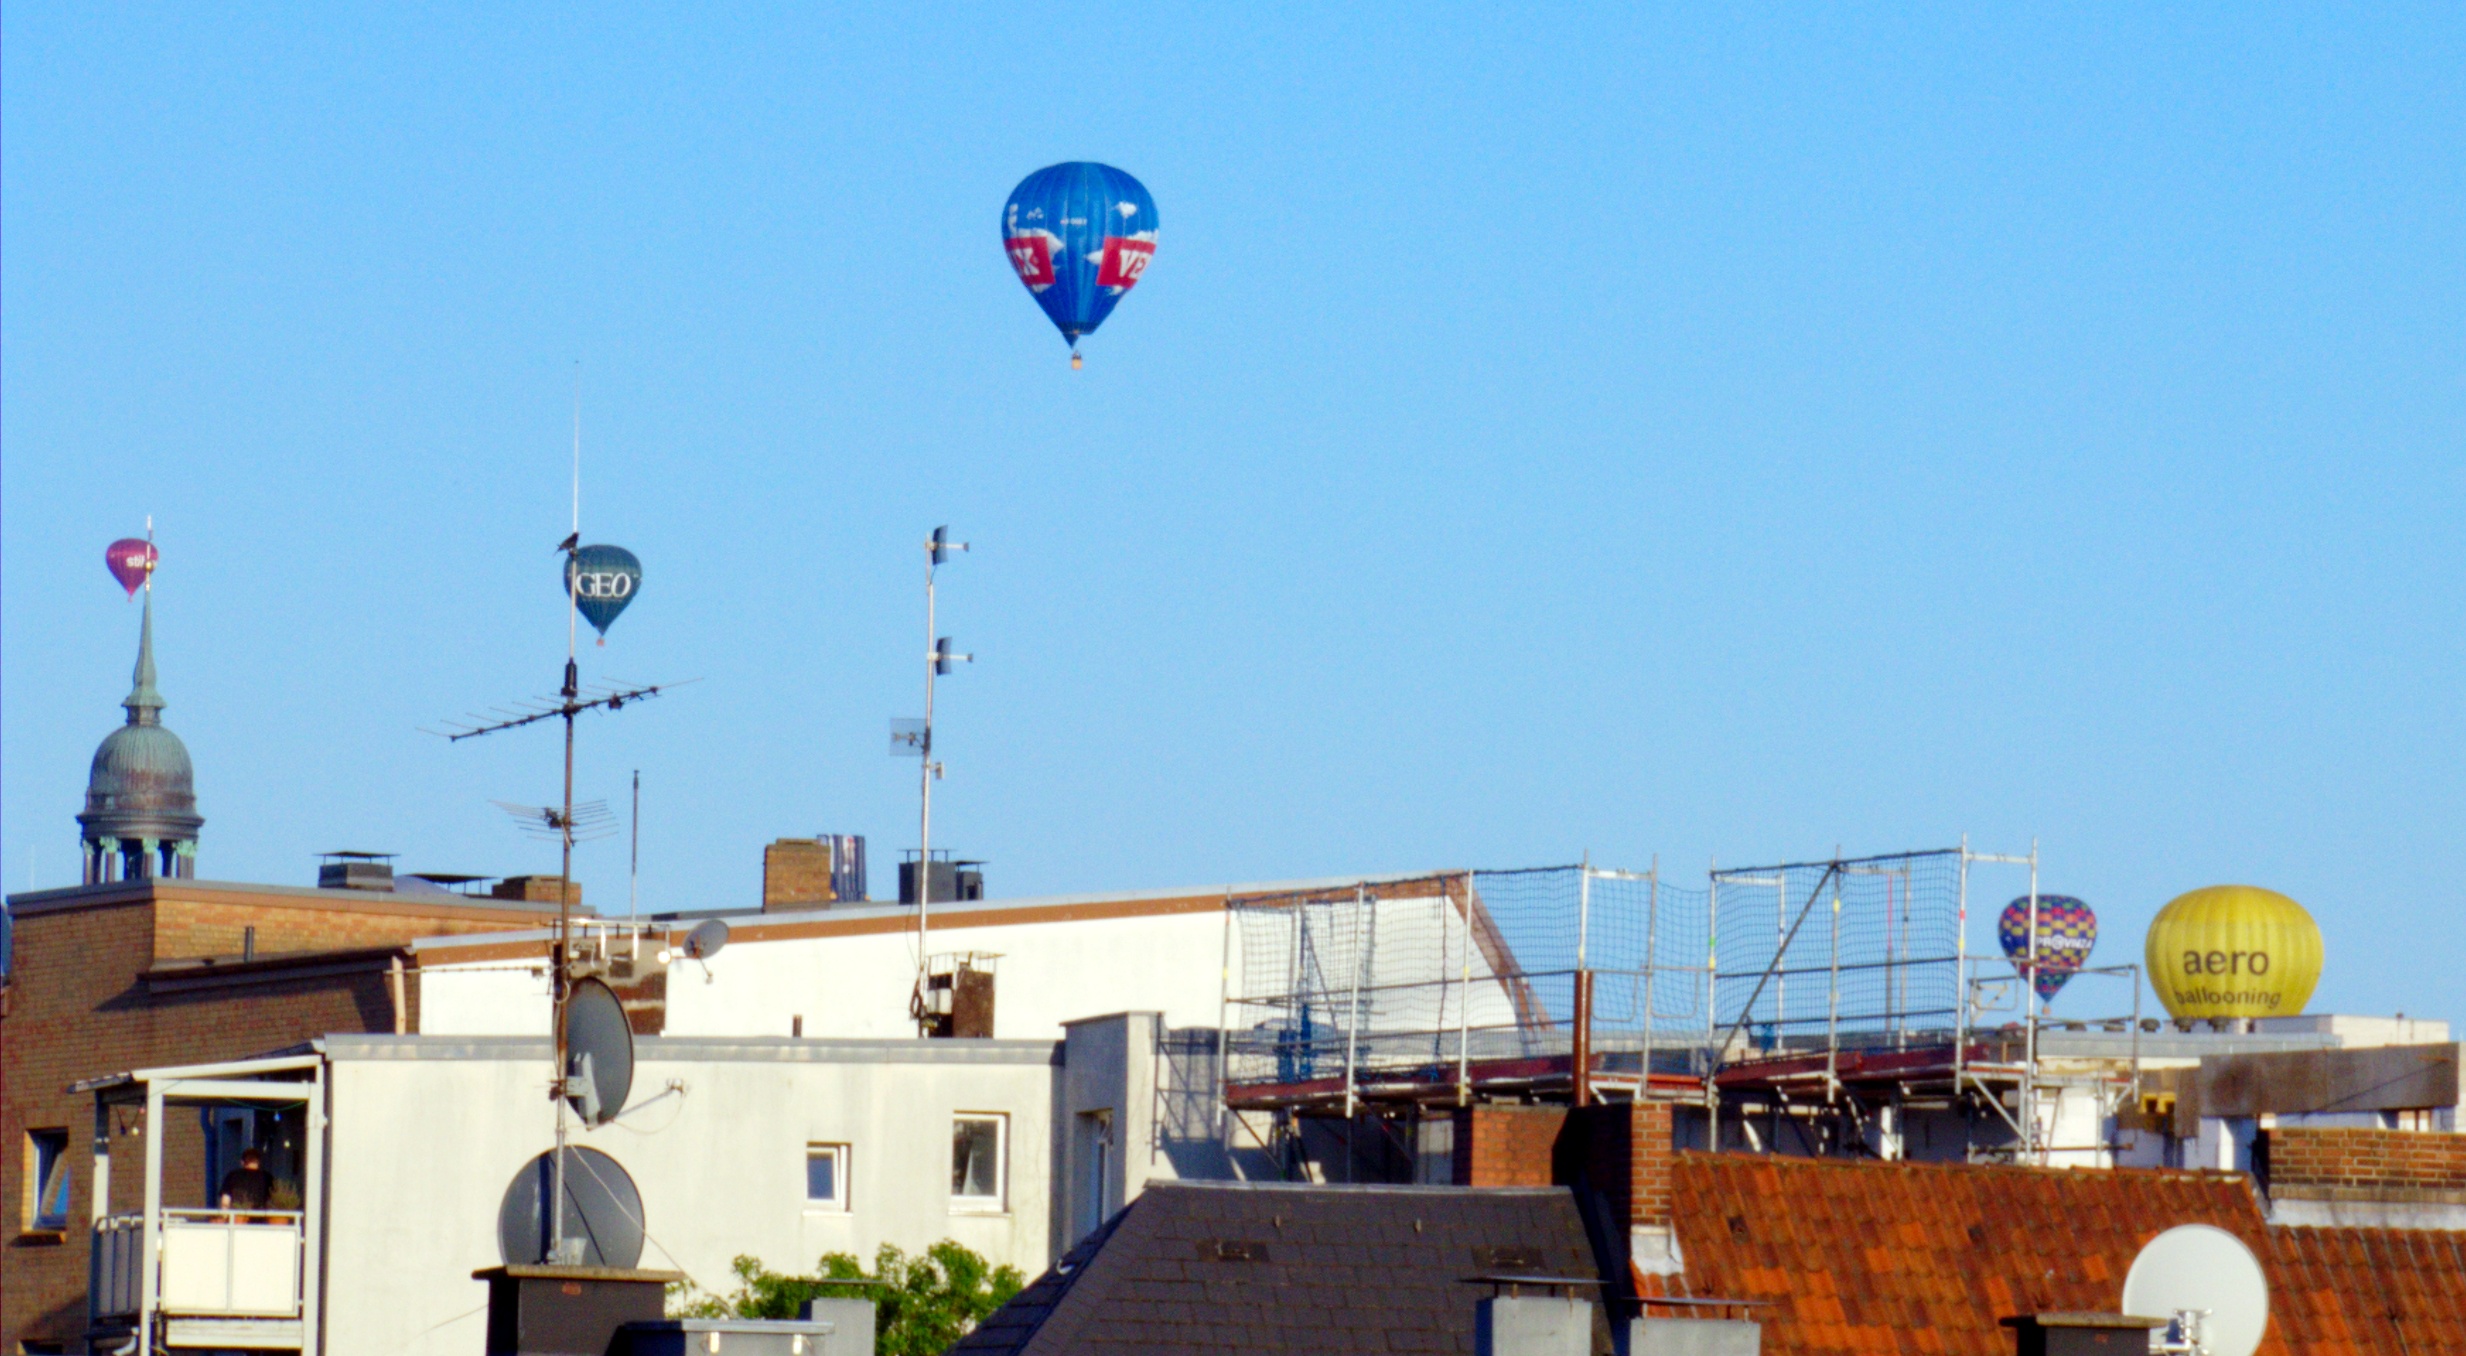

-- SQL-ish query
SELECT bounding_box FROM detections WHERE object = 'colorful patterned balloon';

[1002,162,1158,365]
[106,538,157,597]
[1998,895,2097,1001]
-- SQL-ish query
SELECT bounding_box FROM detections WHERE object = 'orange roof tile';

[2267,1227,2466,1355]
[1666,1150,2466,1356]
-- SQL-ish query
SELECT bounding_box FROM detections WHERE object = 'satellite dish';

[562,978,635,1126]
[2122,1223,2270,1356]
[685,919,729,961]
[496,1145,645,1269]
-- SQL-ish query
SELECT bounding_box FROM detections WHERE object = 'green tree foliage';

[672,1241,1025,1356]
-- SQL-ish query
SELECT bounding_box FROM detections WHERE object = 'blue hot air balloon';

[1002,162,1158,366]
[564,544,641,641]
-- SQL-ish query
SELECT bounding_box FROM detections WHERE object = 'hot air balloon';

[106,538,158,598]
[2144,885,2322,1020]
[1998,895,2098,1001]
[564,545,641,642]
[1002,162,1158,367]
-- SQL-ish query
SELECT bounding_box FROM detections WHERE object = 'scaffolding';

[1218,843,2141,1167]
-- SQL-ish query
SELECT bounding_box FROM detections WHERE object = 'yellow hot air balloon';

[2144,885,2323,1020]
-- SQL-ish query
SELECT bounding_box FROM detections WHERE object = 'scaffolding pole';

[1641,859,1659,1093]
[1440,877,1459,1109]
[1343,883,1366,1120]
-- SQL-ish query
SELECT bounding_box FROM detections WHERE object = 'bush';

[673,1241,1025,1356]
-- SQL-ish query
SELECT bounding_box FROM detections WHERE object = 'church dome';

[83,721,200,827]
[78,587,203,880]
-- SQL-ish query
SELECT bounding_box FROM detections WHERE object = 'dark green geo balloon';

[564,544,641,638]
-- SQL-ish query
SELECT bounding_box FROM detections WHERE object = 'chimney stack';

[764,838,837,911]
[2000,1314,2168,1356]
[1560,1100,1681,1278]
[764,835,868,911]
[1474,1287,1593,1356]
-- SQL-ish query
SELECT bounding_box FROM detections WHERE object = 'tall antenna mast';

[629,769,641,920]
[905,526,970,1033]
[551,368,579,1250]
[427,374,685,1262]
[570,367,582,669]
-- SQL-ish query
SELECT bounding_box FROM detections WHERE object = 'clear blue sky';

[5,8,2459,1021]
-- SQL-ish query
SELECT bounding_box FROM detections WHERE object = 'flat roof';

[5,876,578,921]
[315,1032,1062,1066]
[409,866,1459,959]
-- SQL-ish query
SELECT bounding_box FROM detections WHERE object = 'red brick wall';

[2267,1127,2466,1191]
[1,888,517,1352]
[153,896,536,961]
[763,839,837,910]
[1628,1101,1674,1231]
[1453,1105,1568,1186]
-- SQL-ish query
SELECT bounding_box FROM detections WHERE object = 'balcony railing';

[91,1209,305,1323]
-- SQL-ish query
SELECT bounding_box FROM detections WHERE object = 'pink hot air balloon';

[106,538,157,597]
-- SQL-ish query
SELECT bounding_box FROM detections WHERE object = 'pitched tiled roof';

[960,1153,2466,1356]
[1665,1151,2466,1356]
[2264,1225,2466,1355]
[951,1181,1605,1355]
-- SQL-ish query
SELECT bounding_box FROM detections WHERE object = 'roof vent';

[491,875,582,906]
[318,851,396,892]
[898,851,983,905]
[1999,1314,2166,1356]
[1468,1280,1593,1356]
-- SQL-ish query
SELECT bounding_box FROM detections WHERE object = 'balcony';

[93,1209,306,1350]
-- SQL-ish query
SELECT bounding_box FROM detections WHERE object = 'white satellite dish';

[2122,1223,2270,1356]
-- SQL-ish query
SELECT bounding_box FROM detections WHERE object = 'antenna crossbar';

[438,679,681,741]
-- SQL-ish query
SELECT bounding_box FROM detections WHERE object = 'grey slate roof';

[951,1180,1607,1355]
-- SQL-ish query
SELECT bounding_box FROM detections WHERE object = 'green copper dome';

[79,590,202,880]
[84,722,200,821]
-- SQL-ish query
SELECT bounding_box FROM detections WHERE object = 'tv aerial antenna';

[426,372,685,1264]
[493,798,620,845]
[893,526,972,1033]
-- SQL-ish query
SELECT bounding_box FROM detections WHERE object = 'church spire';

[123,585,166,725]
[82,574,200,884]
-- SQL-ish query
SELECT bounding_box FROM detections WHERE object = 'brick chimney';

[1451,1106,1569,1186]
[762,838,837,911]
[1558,1100,1681,1280]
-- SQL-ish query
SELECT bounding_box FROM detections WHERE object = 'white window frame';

[804,1143,849,1213]
[950,1113,1008,1214]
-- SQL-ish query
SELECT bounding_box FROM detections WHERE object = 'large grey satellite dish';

[2122,1223,2269,1356]
[562,977,635,1126]
[684,919,729,961]
[496,1146,645,1269]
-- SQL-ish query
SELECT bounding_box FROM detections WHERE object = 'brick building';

[0,878,570,1352]
[2,582,589,1351]
[2262,1124,2466,1229]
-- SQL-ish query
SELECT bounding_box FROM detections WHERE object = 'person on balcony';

[218,1147,273,1220]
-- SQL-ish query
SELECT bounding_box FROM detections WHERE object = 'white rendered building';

[83,1015,1191,1356]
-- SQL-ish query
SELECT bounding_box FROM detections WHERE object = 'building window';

[1074,1111,1115,1240]
[805,1144,848,1211]
[951,1115,1006,1212]
[24,1129,71,1232]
